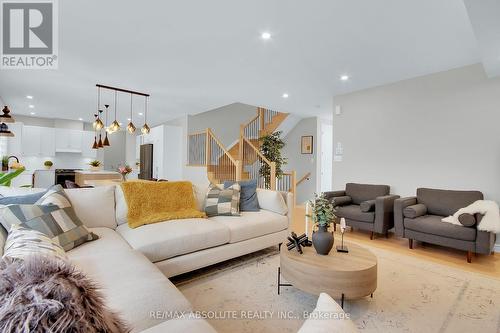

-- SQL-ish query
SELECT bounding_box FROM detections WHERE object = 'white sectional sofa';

[0,184,355,332]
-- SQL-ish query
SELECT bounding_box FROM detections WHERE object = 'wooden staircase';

[187,107,296,201]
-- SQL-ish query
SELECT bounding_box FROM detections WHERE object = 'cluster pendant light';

[91,84,151,149]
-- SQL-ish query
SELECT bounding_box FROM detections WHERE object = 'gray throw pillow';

[403,204,427,219]
[224,180,260,212]
[332,195,352,207]
[458,213,476,227]
[360,200,376,212]
[0,190,47,205]
[205,184,241,217]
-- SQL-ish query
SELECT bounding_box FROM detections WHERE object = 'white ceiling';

[0,0,492,126]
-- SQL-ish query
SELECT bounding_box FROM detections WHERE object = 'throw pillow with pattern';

[3,224,67,261]
[0,185,98,251]
[204,183,241,217]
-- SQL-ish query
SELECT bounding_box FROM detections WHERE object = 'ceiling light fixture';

[26,95,33,99]
[261,32,271,40]
[127,94,136,134]
[138,112,143,116]
[282,93,289,98]
[340,75,349,81]
[28,104,34,109]
[103,104,110,146]
[141,96,150,135]
[93,87,104,130]
[109,90,121,133]
[78,118,83,121]
[30,112,35,115]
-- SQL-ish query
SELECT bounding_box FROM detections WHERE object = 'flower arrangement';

[118,165,133,181]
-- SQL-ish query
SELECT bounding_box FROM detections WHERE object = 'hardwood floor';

[292,205,500,280]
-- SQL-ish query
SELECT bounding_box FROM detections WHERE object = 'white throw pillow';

[192,183,209,211]
[115,185,128,225]
[256,188,288,215]
[64,186,117,229]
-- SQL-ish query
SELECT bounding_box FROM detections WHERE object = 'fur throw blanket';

[442,200,500,233]
[0,255,130,333]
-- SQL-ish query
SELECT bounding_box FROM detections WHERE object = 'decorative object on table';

[89,160,101,171]
[1,156,8,171]
[336,217,349,253]
[0,255,130,333]
[43,160,53,170]
[118,165,133,181]
[0,167,25,186]
[259,131,287,189]
[308,192,336,255]
[301,135,313,154]
[286,231,312,254]
[0,106,15,137]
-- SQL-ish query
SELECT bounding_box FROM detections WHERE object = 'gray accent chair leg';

[467,251,472,263]
[370,231,374,240]
[409,239,413,249]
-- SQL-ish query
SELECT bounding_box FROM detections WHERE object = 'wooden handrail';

[207,128,237,164]
[296,172,311,186]
[241,136,272,165]
[188,130,207,136]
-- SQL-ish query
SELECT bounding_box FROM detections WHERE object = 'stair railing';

[240,136,276,190]
[187,131,207,166]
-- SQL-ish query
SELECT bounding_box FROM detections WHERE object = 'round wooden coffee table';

[278,241,377,307]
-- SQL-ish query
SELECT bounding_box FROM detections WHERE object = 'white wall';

[282,117,318,204]
[332,64,500,246]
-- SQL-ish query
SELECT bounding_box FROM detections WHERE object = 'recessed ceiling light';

[138,112,143,116]
[127,118,131,121]
[261,32,271,40]
[26,95,33,99]
[282,93,289,98]
[118,122,123,126]
[340,75,350,81]
[28,104,34,108]
[30,112,35,115]
[78,118,83,121]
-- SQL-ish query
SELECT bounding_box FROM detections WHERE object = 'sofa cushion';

[65,186,117,229]
[205,183,240,217]
[336,204,375,223]
[404,215,476,241]
[0,186,45,197]
[403,204,427,218]
[0,190,47,205]
[332,195,352,207]
[224,179,260,212]
[209,210,288,243]
[115,219,230,262]
[140,316,217,333]
[359,200,376,212]
[67,227,132,255]
[345,183,389,205]
[256,188,288,215]
[67,234,192,333]
[416,188,484,217]
[458,213,477,227]
[298,293,357,333]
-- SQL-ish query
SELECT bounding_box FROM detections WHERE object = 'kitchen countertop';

[75,170,120,175]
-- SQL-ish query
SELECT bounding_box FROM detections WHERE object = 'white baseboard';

[494,244,500,253]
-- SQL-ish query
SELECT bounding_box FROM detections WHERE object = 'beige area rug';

[172,244,500,333]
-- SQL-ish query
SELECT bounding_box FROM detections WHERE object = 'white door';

[320,123,333,192]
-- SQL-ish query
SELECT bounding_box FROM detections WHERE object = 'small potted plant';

[43,160,53,170]
[1,156,8,172]
[117,165,133,181]
[308,193,336,255]
[89,160,101,171]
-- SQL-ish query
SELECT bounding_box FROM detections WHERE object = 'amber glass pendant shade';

[103,132,110,146]
[97,134,104,148]
[92,136,98,149]
[141,123,150,134]
[127,122,136,134]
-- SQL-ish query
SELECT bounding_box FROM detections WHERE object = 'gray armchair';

[394,188,496,263]
[325,183,400,239]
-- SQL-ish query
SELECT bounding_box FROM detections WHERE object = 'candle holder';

[336,217,349,253]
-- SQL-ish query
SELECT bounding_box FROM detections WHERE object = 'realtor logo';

[1,0,58,69]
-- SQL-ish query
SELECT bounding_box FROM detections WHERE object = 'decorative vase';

[44,165,52,170]
[312,225,334,255]
[90,166,100,171]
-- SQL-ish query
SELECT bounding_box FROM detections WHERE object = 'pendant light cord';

[114,91,117,120]
[145,96,147,123]
[130,93,133,121]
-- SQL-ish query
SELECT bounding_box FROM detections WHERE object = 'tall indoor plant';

[308,193,336,255]
[259,131,287,189]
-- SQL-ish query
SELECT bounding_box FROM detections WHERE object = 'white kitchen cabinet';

[55,129,82,153]
[22,126,56,157]
[6,122,23,156]
[81,131,97,158]
[10,172,33,187]
[33,170,55,188]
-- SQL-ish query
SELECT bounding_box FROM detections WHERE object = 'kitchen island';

[75,170,122,187]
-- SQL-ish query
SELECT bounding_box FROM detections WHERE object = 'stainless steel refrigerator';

[139,144,153,180]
